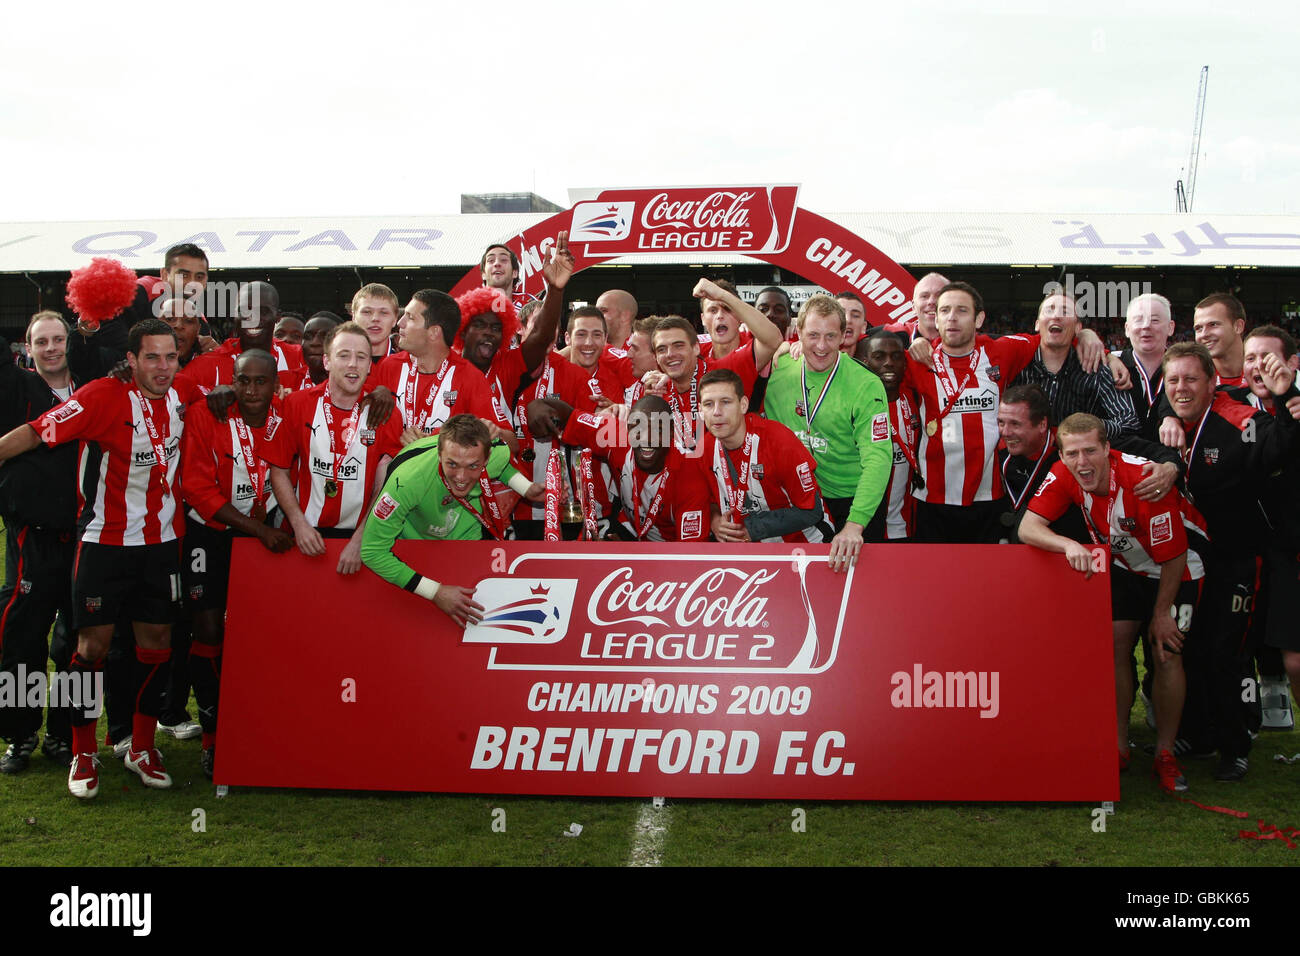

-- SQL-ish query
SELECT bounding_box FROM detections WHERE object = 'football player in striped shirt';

[263,322,404,575]
[180,349,293,779]
[904,282,1107,543]
[0,319,205,798]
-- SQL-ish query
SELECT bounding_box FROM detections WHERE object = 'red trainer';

[1152,749,1188,793]
[68,753,100,800]
[124,747,173,789]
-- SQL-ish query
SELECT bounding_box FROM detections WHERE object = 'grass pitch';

[1,701,1296,867]
[0,522,1296,867]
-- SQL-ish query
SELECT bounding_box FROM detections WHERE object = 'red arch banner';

[450,186,919,326]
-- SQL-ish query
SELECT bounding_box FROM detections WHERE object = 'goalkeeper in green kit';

[361,415,541,626]
[766,294,892,570]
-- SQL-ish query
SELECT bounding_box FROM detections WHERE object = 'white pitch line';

[627,800,671,867]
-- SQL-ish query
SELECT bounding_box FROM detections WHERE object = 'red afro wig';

[65,257,139,330]
[454,287,519,351]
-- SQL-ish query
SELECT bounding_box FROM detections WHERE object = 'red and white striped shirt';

[180,401,282,529]
[882,391,919,539]
[373,349,506,435]
[906,333,1039,506]
[694,414,829,544]
[34,376,203,546]
[260,384,403,531]
[1029,451,1206,580]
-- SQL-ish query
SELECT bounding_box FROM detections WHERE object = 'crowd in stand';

[0,233,1296,802]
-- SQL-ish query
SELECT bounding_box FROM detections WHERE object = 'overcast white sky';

[4,0,1297,222]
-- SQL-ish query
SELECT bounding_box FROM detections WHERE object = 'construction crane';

[1176,66,1210,212]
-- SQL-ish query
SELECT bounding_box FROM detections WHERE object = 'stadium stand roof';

[2,211,1298,272]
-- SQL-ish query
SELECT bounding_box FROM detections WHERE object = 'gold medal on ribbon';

[324,479,339,498]
[926,420,938,437]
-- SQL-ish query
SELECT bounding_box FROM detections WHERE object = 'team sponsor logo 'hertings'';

[462,552,853,675]
[568,186,800,256]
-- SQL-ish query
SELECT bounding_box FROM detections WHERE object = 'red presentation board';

[219,541,1118,801]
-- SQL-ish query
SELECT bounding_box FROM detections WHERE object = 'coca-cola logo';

[640,191,756,232]
[587,565,774,628]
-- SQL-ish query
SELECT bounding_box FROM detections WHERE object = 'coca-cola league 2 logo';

[568,186,800,256]
[462,551,853,675]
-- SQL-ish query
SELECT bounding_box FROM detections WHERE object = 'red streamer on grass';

[66,257,139,328]
[1172,795,1249,818]
[1237,821,1299,849]
[1170,794,1296,849]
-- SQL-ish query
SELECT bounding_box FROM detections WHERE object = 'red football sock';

[72,722,97,758]
[132,712,158,752]
[131,646,171,750]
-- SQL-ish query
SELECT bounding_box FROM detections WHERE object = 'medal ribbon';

[800,353,841,429]
[403,356,450,432]
[132,385,172,494]
[1179,405,1213,505]
[890,394,920,475]
[1081,466,1119,547]
[439,462,505,540]
[715,431,757,522]
[1001,434,1054,512]
[669,360,703,451]
[929,346,983,432]
[1133,353,1160,412]
[232,412,271,512]
[632,467,670,541]
[322,386,361,492]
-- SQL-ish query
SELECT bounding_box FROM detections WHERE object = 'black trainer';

[41,736,73,768]
[0,735,39,774]
[200,747,215,781]
[1213,754,1249,782]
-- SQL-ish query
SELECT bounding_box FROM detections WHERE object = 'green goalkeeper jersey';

[361,438,519,590]
[764,353,892,527]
